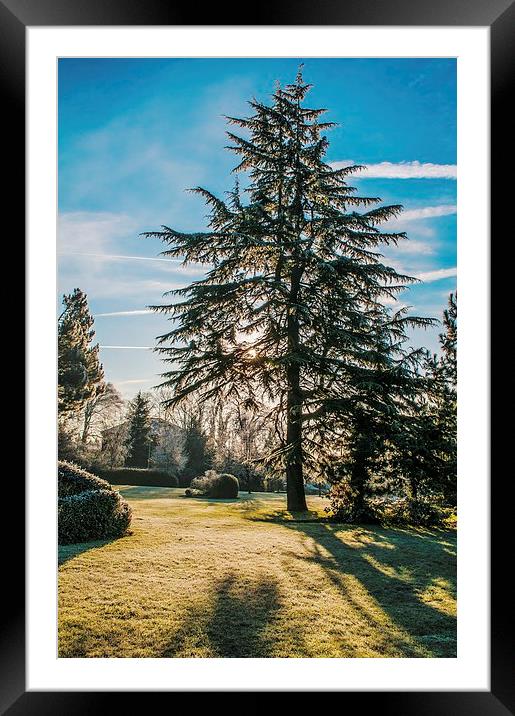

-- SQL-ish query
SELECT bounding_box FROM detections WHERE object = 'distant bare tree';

[81,382,124,443]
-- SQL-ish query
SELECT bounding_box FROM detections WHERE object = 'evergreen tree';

[427,292,457,504]
[389,293,457,506]
[320,308,432,519]
[145,69,431,512]
[181,415,213,484]
[58,288,104,416]
[125,392,152,468]
[440,291,457,386]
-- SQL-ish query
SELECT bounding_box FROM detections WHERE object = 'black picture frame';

[5,0,507,712]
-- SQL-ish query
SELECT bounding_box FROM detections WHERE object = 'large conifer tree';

[145,69,431,511]
[58,288,104,416]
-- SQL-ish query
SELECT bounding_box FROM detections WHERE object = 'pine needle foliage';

[58,288,104,416]
[125,391,152,469]
[144,69,434,511]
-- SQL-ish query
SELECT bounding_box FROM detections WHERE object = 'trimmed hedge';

[58,489,132,544]
[58,460,112,497]
[96,467,179,488]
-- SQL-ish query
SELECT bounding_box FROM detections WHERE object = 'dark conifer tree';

[58,288,104,416]
[145,69,432,512]
[389,293,457,507]
[320,305,433,520]
[125,392,152,468]
[181,415,213,484]
[440,292,457,386]
[428,292,457,504]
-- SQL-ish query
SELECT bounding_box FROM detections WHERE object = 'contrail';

[100,345,153,350]
[58,252,182,263]
[95,309,154,317]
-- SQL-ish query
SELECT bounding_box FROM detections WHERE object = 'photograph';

[57,57,457,659]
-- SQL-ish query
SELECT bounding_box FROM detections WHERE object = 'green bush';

[58,489,132,544]
[191,470,239,498]
[58,460,112,497]
[190,471,214,494]
[209,472,239,498]
[441,506,458,529]
[326,481,452,527]
[378,497,448,527]
[96,467,179,487]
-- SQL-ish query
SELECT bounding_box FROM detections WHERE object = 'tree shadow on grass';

[181,495,242,504]
[161,572,284,658]
[282,522,456,657]
[58,536,124,566]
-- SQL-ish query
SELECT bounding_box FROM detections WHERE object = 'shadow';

[117,486,180,500]
[282,522,457,657]
[58,537,120,566]
[161,572,284,658]
[252,509,326,523]
[181,495,241,504]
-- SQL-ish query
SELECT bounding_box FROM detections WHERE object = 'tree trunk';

[283,96,307,513]
[285,266,307,513]
[285,368,307,511]
[350,461,367,518]
[81,401,93,443]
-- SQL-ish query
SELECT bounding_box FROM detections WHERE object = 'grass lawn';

[58,487,456,658]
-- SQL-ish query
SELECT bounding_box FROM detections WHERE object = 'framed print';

[4,0,510,711]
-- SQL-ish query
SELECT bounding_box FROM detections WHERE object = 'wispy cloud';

[331,160,457,179]
[95,309,154,317]
[58,212,138,254]
[415,267,457,282]
[390,240,435,255]
[115,378,153,385]
[379,204,456,259]
[400,204,457,221]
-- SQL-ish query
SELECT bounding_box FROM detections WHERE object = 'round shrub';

[208,473,239,499]
[190,471,239,498]
[58,489,132,544]
[58,460,112,497]
[190,470,216,494]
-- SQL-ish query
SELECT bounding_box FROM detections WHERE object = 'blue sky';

[58,58,456,398]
